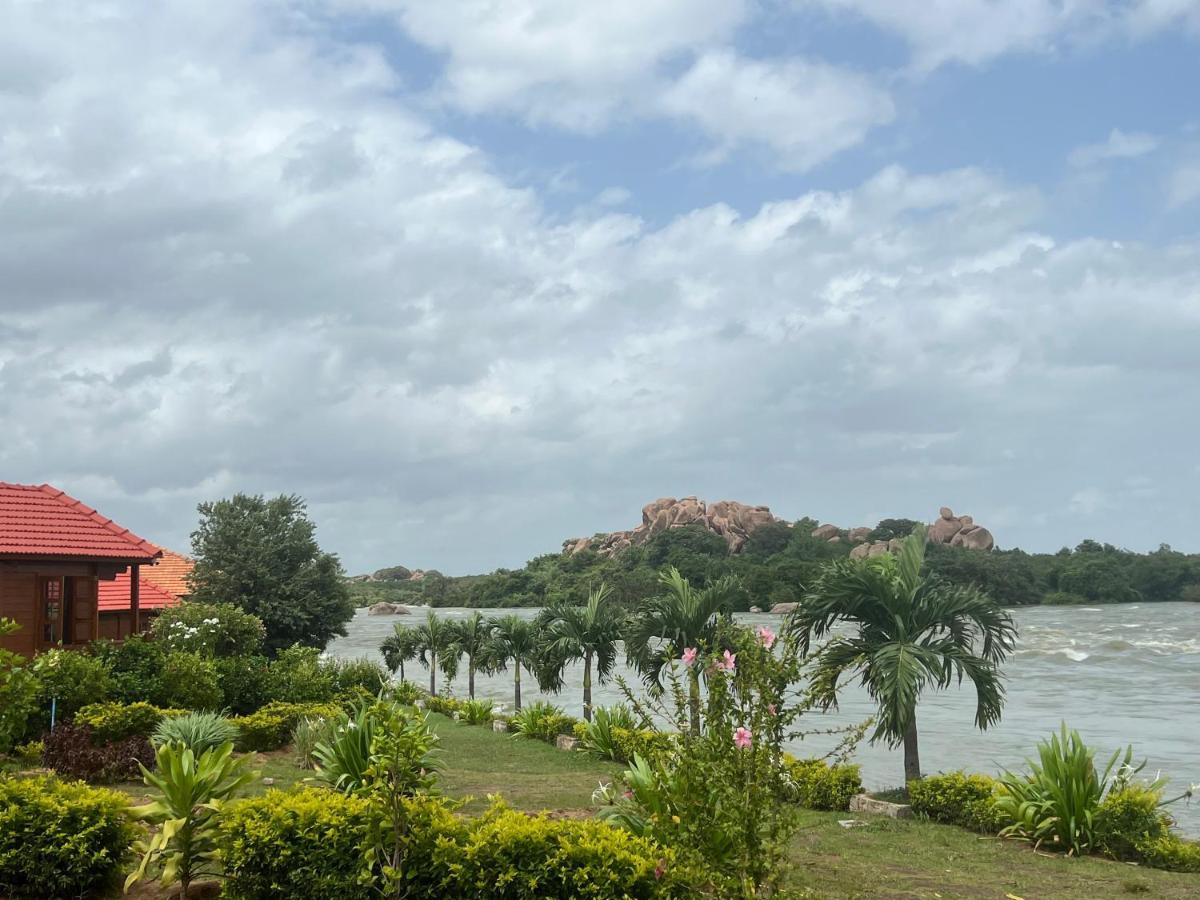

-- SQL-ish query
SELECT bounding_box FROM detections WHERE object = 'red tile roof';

[97,571,178,612]
[0,483,161,561]
[143,547,194,597]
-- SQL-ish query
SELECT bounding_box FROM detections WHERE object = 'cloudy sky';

[2,1,1199,575]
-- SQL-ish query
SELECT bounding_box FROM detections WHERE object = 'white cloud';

[1068,129,1160,167]
[1167,160,1200,208]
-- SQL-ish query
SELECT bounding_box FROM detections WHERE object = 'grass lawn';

[34,714,1200,898]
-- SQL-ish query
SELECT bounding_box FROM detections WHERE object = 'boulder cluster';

[810,506,995,559]
[563,496,779,557]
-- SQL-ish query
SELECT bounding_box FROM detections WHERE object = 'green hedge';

[1134,833,1200,873]
[907,772,1009,834]
[231,701,344,752]
[784,758,863,811]
[74,700,186,742]
[218,788,687,899]
[610,727,677,764]
[0,775,137,898]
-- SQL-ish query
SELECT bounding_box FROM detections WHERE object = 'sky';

[2,1,1199,575]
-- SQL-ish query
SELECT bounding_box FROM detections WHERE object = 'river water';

[327,602,1200,835]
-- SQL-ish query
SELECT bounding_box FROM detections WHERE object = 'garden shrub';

[458,698,495,725]
[152,601,266,657]
[448,802,685,898]
[390,679,422,705]
[152,710,240,756]
[232,701,343,751]
[0,620,39,752]
[1094,784,1169,860]
[908,771,1008,833]
[578,705,639,760]
[14,740,43,765]
[1134,833,1200,873]
[91,635,167,705]
[263,645,338,704]
[510,701,577,743]
[219,787,379,900]
[610,727,677,764]
[75,700,165,742]
[32,647,112,720]
[328,656,389,696]
[0,775,137,898]
[42,722,155,782]
[784,757,863,811]
[158,651,223,710]
[215,654,272,714]
[424,693,464,716]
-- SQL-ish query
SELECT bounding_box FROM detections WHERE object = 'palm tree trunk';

[903,712,921,784]
[582,651,593,722]
[469,660,476,700]
[430,651,437,696]
[399,658,405,682]
[687,667,702,735]
[514,664,522,711]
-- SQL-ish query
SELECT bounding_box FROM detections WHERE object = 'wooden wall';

[0,569,37,656]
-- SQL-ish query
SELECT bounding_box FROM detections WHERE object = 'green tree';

[412,611,459,696]
[487,615,538,711]
[450,611,494,700]
[868,518,922,542]
[536,585,625,721]
[624,567,739,734]
[188,493,353,653]
[790,526,1017,784]
[379,625,421,682]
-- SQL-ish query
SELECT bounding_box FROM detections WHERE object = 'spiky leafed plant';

[536,584,626,721]
[450,611,494,701]
[624,567,739,733]
[412,611,459,697]
[788,524,1017,784]
[487,614,538,711]
[380,624,421,683]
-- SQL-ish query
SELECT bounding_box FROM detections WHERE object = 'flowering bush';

[151,602,266,658]
[597,621,863,897]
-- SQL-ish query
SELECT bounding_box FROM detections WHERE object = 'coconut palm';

[487,614,538,711]
[624,567,739,734]
[788,525,1017,784]
[536,584,626,721]
[380,624,421,682]
[450,611,494,700]
[412,611,460,696]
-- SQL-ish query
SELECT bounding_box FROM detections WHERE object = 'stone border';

[848,793,913,819]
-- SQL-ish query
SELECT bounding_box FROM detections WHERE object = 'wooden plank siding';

[0,569,38,656]
[0,567,102,655]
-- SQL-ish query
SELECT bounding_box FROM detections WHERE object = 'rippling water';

[328,602,1200,835]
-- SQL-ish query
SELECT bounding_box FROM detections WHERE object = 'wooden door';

[69,576,97,645]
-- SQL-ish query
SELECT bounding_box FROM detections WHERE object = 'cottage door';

[68,576,97,645]
[37,576,63,645]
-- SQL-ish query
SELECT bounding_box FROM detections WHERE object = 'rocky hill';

[563,497,994,558]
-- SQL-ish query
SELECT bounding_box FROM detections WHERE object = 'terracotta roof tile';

[97,572,178,612]
[0,482,161,561]
[143,546,194,598]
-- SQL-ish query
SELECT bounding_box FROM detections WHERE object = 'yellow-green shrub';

[572,721,590,743]
[907,772,1008,834]
[0,775,137,898]
[219,788,377,899]
[232,701,343,752]
[610,727,676,764]
[447,802,684,898]
[75,700,165,742]
[1134,833,1200,873]
[1094,785,1170,861]
[784,758,863,811]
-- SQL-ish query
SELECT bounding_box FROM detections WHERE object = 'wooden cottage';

[0,482,162,657]
[98,546,193,640]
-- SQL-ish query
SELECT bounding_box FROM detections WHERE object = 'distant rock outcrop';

[350,567,427,584]
[814,506,996,558]
[367,602,411,616]
[564,496,781,557]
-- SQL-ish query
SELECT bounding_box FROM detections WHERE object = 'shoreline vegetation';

[348,518,1200,612]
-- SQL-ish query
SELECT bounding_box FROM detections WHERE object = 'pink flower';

[681,647,698,667]
[716,649,737,673]
[623,789,634,800]
[654,860,667,880]
[756,625,777,649]
[733,726,753,750]
[767,703,777,716]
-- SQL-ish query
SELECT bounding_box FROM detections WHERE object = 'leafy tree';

[868,518,922,542]
[450,611,494,700]
[487,615,538,711]
[624,568,739,733]
[380,625,421,682]
[789,526,1017,784]
[188,493,353,653]
[536,585,625,721]
[412,611,459,696]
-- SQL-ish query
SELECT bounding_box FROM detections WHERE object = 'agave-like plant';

[312,703,375,794]
[994,723,1161,856]
[125,740,255,897]
[458,698,496,725]
[151,710,240,757]
[580,705,638,760]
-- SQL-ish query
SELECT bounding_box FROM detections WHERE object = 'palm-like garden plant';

[412,611,460,696]
[487,614,538,711]
[536,584,626,721]
[624,567,739,733]
[451,611,494,700]
[380,624,421,682]
[788,525,1017,784]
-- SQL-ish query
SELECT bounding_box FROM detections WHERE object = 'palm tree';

[487,614,539,711]
[537,584,626,721]
[412,610,459,696]
[789,525,1017,784]
[451,611,493,700]
[624,567,739,734]
[380,624,421,682]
